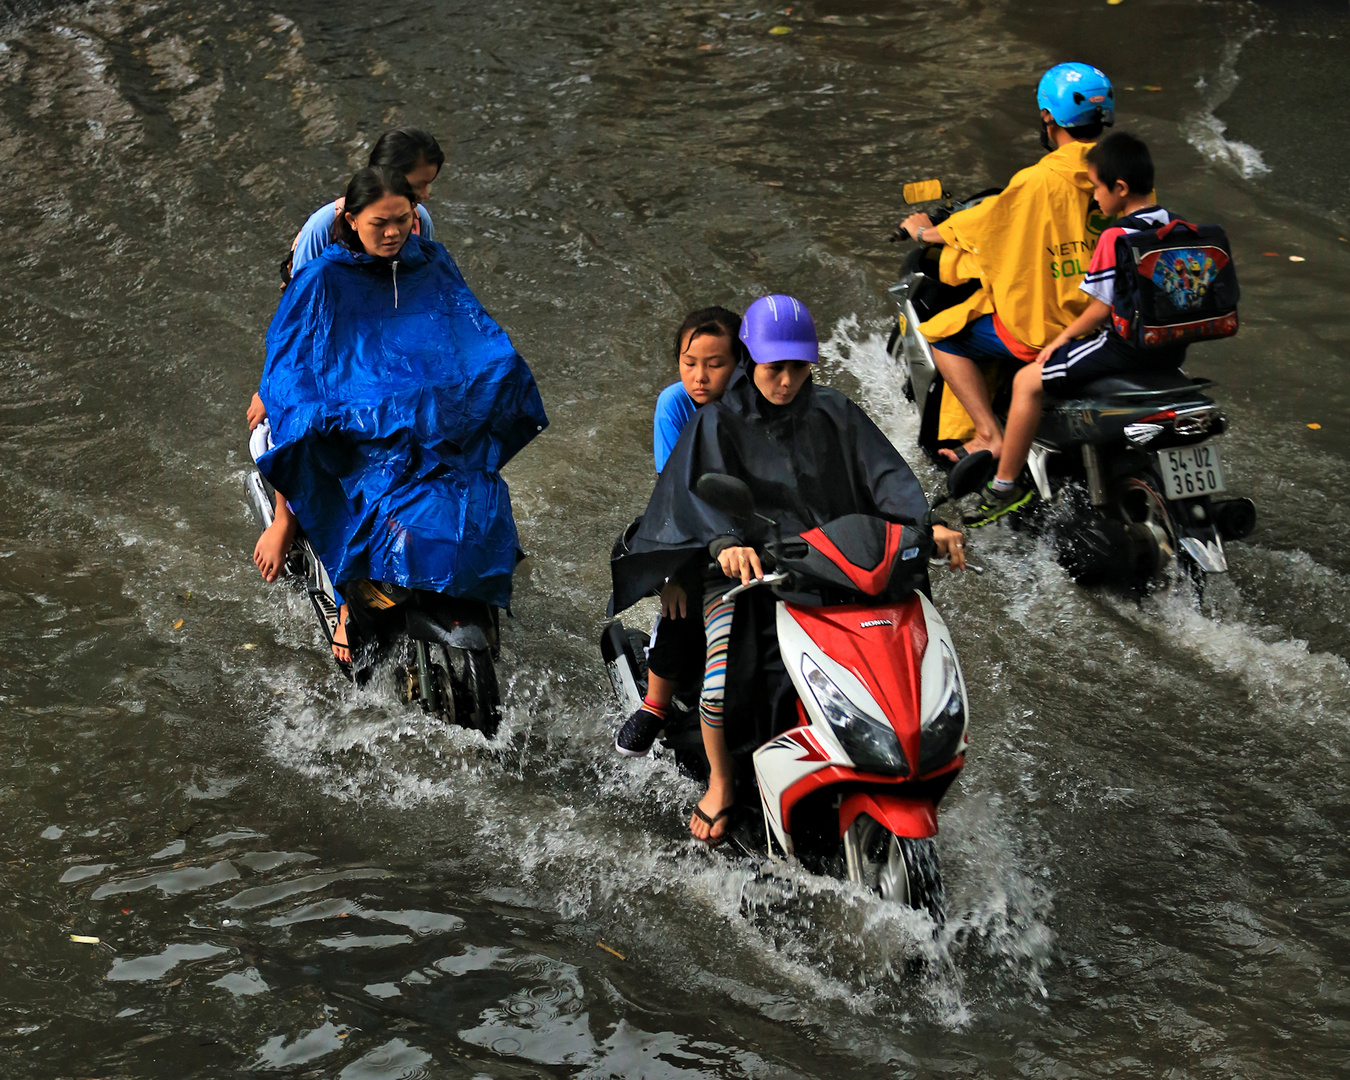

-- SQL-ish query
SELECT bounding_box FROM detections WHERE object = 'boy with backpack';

[965,131,1237,526]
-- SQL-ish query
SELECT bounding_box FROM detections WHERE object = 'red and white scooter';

[603,461,985,919]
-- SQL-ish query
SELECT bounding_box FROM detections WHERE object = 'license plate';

[1159,442,1226,500]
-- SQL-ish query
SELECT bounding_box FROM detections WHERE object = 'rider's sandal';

[691,804,734,847]
[331,610,353,669]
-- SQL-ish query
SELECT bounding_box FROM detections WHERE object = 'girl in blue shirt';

[614,307,741,756]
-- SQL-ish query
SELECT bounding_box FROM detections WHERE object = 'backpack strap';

[1152,218,1198,239]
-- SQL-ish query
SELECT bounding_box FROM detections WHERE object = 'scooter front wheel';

[458,647,502,738]
[843,814,945,923]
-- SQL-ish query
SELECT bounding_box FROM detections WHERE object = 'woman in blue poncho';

[254,166,548,661]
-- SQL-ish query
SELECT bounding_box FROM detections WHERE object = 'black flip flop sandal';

[691,804,734,846]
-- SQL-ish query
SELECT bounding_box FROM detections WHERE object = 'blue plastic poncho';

[257,234,548,609]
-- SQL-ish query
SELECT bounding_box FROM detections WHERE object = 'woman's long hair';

[331,166,417,253]
[368,127,445,177]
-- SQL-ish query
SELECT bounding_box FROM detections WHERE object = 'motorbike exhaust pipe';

[1212,497,1257,541]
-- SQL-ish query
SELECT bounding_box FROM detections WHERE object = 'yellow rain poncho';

[923,140,1113,440]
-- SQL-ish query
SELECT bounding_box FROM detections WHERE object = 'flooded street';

[1,0,1348,1076]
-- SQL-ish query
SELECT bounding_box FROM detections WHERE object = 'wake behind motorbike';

[245,463,503,738]
[887,181,1256,590]
[601,461,988,919]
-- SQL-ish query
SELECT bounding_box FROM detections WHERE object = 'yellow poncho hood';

[923,140,1107,351]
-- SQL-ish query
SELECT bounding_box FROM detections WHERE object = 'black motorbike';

[245,468,503,737]
[887,180,1256,589]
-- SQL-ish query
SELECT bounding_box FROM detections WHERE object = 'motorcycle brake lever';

[719,571,790,602]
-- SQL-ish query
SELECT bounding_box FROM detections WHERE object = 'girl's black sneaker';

[615,706,665,756]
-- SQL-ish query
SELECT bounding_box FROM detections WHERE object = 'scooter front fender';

[839,792,937,840]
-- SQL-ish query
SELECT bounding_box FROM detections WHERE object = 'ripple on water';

[336,1038,432,1080]
[106,942,229,983]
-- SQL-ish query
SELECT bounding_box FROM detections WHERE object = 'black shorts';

[645,608,706,684]
[1040,330,1184,398]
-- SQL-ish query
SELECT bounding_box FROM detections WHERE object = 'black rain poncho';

[610,366,931,613]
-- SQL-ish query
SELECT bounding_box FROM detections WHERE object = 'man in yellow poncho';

[899,63,1117,463]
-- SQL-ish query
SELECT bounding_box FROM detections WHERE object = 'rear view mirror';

[946,450,995,499]
[903,178,946,204]
[694,473,756,525]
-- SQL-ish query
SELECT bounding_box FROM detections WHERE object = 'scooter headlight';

[919,642,966,774]
[802,656,908,776]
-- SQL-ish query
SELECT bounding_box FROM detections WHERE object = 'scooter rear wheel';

[844,814,945,923]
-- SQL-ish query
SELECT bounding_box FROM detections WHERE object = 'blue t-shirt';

[291,200,434,276]
[653,381,697,473]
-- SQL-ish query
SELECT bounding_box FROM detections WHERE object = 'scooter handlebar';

[719,571,790,603]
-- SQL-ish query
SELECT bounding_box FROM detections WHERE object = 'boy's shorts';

[933,314,1020,364]
[1041,330,1184,399]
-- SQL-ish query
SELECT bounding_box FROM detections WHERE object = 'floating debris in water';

[770,26,792,35]
[1289,255,1306,262]
[595,941,626,960]
[1308,423,1322,430]
[172,619,184,630]
[70,935,100,944]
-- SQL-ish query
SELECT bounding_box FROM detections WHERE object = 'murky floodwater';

[1,0,1348,1076]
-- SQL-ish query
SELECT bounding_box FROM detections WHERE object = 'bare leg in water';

[254,496,297,583]
[690,722,735,844]
[994,361,1045,483]
[253,493,350,663]
[933,346,1004,463]
[689,557,747,844]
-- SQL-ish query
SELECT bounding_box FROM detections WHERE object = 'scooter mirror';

[946,449,995,499]
[694,473,756,525]
[902,178,945,204]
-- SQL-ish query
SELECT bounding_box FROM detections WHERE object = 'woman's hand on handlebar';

[932,525,967,571]
[717,545,764,586]
[659,579,688,619]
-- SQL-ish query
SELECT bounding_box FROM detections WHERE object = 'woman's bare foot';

[938,431,1003,464]
[690,778,735,845]
[330,604,352,664]
[253,516,297,582]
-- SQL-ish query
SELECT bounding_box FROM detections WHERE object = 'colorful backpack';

[1111,218,1240,349]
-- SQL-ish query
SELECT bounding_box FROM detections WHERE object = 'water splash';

[1184,27,1271,180]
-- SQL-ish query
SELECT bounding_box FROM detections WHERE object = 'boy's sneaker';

[615,706,665,757]
[964,480,1034,528]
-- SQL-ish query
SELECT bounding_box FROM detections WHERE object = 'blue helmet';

[739,294,819,365]
[1037,63,1115,129]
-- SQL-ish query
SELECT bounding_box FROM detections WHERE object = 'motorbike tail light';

[1139,410,1177,423]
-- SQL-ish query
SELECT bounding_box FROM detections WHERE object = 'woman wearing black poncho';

[610,295,966,844]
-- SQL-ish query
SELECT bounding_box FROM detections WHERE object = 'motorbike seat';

[1080,371,1198,396]
[1048,371,1213,409]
